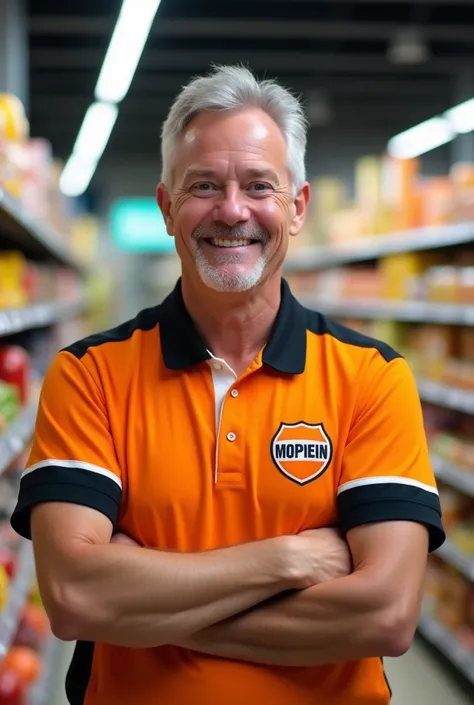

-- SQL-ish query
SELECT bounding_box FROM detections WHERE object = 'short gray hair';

[160,64,308,196]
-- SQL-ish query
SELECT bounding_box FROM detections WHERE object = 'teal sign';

[110,198,176,253]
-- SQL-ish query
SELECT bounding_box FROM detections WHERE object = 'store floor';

[51,639,472,705]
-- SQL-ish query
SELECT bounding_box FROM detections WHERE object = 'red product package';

[0,347,31,405]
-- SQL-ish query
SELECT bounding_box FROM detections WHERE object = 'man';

[11,65,444,705]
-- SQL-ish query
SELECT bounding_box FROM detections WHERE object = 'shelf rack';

[285,222,474,272]
[0,187,92,700]
[299,297,474,325]
[0,540,35,661]
[0,188,88,275]
[292,222,474,683]
[418,612,474,686]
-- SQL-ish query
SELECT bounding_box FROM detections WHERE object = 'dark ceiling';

[27,0,474,167]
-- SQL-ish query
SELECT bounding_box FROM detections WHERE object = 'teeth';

[210,238,253,247]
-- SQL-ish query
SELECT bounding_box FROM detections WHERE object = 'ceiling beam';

[29,48,463,74]
[28,16,474,42]
[239,0,474,4]
[30,94,447,116]
[29,73,451,98]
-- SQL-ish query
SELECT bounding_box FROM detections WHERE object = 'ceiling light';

[72,102,118,163]
[59,154,97,198]
[387,27,430,66]
[95,0,162,103]
[445,97,474,134]
[306,92,333,127]
[387,116,454,159]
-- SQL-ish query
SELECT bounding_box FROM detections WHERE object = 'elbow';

[40,579,100,643]
[377,605,417,657]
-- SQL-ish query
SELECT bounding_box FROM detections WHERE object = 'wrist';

[268,535,306,590]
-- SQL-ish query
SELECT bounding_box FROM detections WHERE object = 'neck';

[181,273,282,374]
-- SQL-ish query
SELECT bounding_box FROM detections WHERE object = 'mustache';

[192,224,270,244]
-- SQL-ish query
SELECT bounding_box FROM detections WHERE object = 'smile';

[205,238,259,248]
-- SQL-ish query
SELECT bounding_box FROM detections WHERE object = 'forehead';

[174,108,288,177]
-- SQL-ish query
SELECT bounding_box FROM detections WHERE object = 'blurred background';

[1,0,474,703]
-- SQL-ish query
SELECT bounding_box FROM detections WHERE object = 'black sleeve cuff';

[11,464,122,540]
[337,482,446,553]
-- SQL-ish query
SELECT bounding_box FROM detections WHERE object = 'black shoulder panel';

[63,305,162,360]
[304,307,402,364]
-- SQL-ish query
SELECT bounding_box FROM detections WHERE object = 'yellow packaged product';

[0,251,28,308]
[309,178,346,245]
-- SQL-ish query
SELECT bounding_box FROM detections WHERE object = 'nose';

[213,184,251,227]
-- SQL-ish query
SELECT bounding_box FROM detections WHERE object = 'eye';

[248,182,273,193]
[192,182,218,193]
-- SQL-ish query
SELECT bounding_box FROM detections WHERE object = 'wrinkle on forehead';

[174,108,288,185]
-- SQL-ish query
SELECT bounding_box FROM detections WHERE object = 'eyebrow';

[183,167,280,184]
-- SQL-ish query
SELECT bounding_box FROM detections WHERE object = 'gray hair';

[160,64,308,196]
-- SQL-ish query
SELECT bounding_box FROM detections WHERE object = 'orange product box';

[419,176,455,226]
[381,155,421,231]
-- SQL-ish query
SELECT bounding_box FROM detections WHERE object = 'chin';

[196,258,267,293]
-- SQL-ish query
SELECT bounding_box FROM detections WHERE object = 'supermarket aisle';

[50,639,472,705]
[386,639,472,705]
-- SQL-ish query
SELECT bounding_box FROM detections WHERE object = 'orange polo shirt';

[11,278,445,705]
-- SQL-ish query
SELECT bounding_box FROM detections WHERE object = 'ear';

[289,182,311,237]
[157,183,175,236]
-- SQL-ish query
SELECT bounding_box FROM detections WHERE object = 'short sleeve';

[337,356,445,552]
[11,351,122,540]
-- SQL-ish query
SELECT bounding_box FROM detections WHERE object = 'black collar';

[159,278,307,374]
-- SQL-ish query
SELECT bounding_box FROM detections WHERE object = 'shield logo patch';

[271,422,333,486]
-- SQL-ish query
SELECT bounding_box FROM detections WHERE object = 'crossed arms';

[30,502,429,667]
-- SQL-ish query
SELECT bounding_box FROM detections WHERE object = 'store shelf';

[285,222,474,272]
[29,635,63,705]
[418,612,474,685]
[0,297,87,339]
[0,188,88,274]
[431,455,474,497]
[436,539,474,582]
[0,401,38,476]
[298,296,474,324]
[0,540,35,660]
[417,378,474,414]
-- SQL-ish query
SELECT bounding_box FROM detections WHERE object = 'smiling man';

[11,65,444,705]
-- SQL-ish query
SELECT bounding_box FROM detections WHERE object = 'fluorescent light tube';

[72,101,118,163]
[445,97,474,134]
[95,0,161,103]
[387,116,454,159]
[60,154,97,198]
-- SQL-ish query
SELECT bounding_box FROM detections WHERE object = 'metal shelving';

[431,455,474,497]
[417,379,474,414]
[0,188,88,275]
[418,613,474,686]
[436,539,474,583]
[0,540,35,661]
[285,222,474,272]
[298,297,474,325]
[0,401,38,476]
[0,297,87,339]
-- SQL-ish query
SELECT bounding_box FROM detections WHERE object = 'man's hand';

[297,528,352,584]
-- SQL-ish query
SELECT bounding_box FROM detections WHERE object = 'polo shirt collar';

[159,278,307,374]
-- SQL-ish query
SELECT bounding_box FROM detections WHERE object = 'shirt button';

[213,362,223,371]
[230,389,239,398]
[226,432,236,442]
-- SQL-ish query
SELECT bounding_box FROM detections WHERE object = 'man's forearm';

[38,530,297,649]
[178,571,401,666]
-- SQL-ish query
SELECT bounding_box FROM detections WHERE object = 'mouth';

[203,238,260,248]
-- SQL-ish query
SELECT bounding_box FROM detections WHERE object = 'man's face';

[158,107,308,293]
